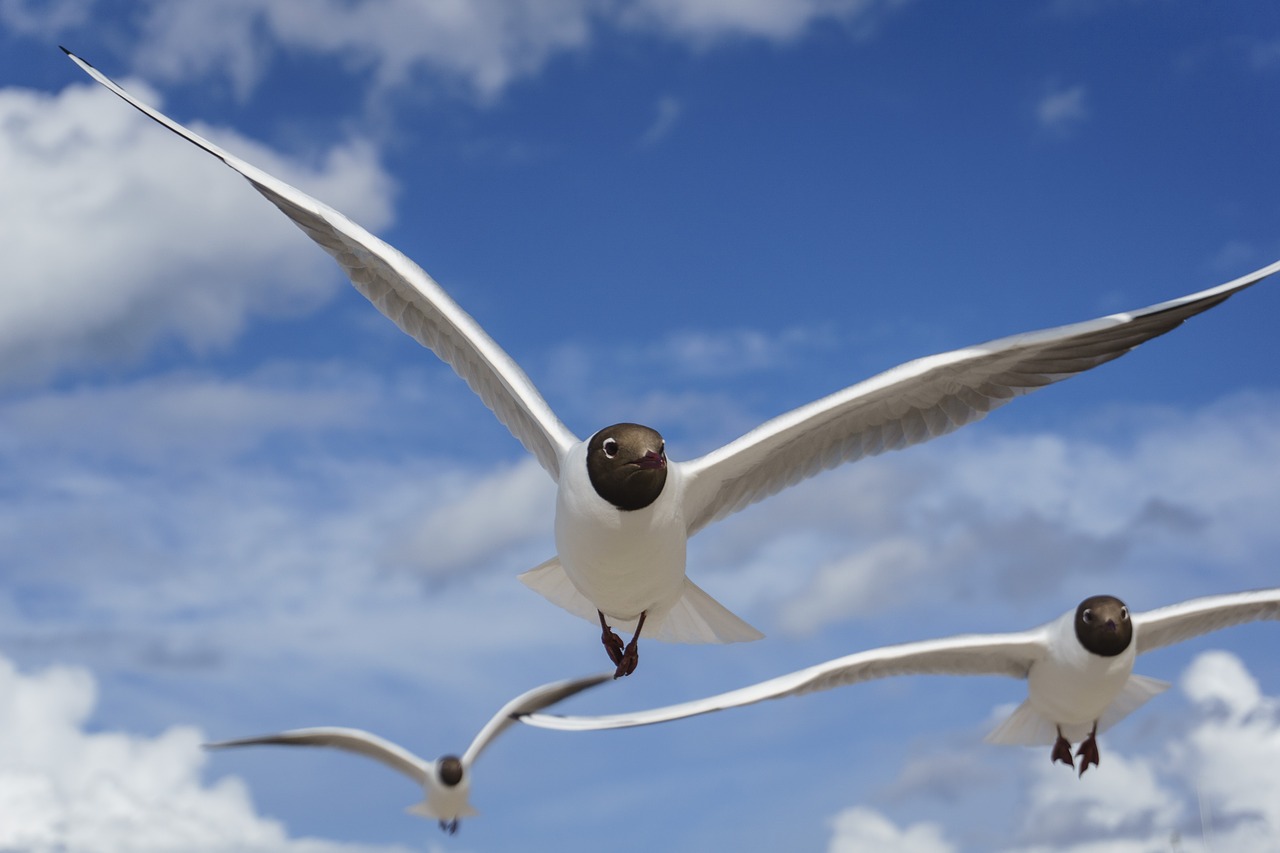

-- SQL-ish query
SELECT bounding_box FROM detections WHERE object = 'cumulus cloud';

[825,652,1280,853]
[0,80,393,382]
[828,805,955,853]
[0,653,407,853]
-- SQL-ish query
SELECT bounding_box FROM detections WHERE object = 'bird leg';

[1051,726,1075,770]
[1075,722,1100,777]
[438,819,459,835]
[614,610,647,679]
[598,610,626,667]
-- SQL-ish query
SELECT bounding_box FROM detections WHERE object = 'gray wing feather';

[1136,588,1280,655]
[680,260,1280,535]
[520,631,1046,732]
[462,673,612,764]
[206,727,432,786]
[64,49,577,480]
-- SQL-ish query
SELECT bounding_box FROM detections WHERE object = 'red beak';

[636,450,666,470]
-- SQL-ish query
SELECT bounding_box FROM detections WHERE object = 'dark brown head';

[437,755,464,787]
[586,423,667,511]
[1074,595,1132,658]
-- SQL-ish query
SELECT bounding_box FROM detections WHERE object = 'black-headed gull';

[521,589,1280,776]
[66,49,1280,677]
[205,672,609,834]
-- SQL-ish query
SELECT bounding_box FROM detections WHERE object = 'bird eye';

[1082,609,1093,624]
[1120,606,1129,620]
[603,438,619,458]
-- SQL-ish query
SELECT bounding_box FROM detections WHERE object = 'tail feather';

[518,559,763,645]
[986,673,1172,746]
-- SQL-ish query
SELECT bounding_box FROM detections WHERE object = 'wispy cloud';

[639,95,683,148]
[1036,83,1088,132]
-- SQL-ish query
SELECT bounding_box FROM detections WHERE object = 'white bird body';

[1010,609,1140,744]
[66,49,1280,672]
[554,440,689,625]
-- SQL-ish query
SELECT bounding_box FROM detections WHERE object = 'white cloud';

[0,0,93,36]
[27,0,914,103]
[0,653,407,853]
[825,652,1280,853]
[743,392,1280,634]
[0,80,393,382]
[1036,84,1087,131]
[828,806,955,853]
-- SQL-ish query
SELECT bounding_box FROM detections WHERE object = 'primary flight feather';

[65,49,1280,677]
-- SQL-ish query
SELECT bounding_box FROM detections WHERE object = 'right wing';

[206,726,432,787]
[520,629,1047,731]
[64,48,578,480]
[1135,587,1280,655]
[463,673,613,765]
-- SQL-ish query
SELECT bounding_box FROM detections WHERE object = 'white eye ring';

[1082,609,1094,623]
[1120,606,1129,620]
[603,438,619,458]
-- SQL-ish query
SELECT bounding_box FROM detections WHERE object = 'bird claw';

[1075,733,1100,777]
[1051,734,1075,770]
[613,641,640,679]
[439,819,459,835]
[600,627,626,666]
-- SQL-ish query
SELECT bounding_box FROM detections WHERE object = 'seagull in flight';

[205,672,609,834]
[65,49,1280,678]
[521,589,1280,776]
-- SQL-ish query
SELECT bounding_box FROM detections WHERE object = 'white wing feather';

[1135,587,1280,655]
[64,49,577,480]
[680,261,1280,535]
[520,630,1047,731]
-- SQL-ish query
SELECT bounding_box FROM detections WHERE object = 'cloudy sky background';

[3,1,1280,850]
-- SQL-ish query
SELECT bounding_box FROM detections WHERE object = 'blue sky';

[2,1,1280,850]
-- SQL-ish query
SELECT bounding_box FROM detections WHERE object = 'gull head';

[586,423,668,511]
[1074,595,1132,658]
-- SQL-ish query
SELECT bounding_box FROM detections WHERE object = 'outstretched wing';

[64,48,578,480]
[206,726,432,787]
[680,260,1280,535]
[1135,587,1280,655]
[463,673,612,764]
[520,630,1047,731]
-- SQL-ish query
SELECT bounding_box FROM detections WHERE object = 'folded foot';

[612,611,647,679]
[1075,723,1100,777]
[598,610,625,667]
[439,819,459,835]
[1051,727,1075,770]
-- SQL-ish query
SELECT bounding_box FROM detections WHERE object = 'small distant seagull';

[205,672,609,834]
[65,49,1280,678]
[521,590,1280,776]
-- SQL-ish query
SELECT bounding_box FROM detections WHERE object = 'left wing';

[520,630,1047,732]
[679,260,1280,535]
[206,727,431,786]
[463,673,612,764]
[64,49,578,480]
[1135,587,1280,655]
